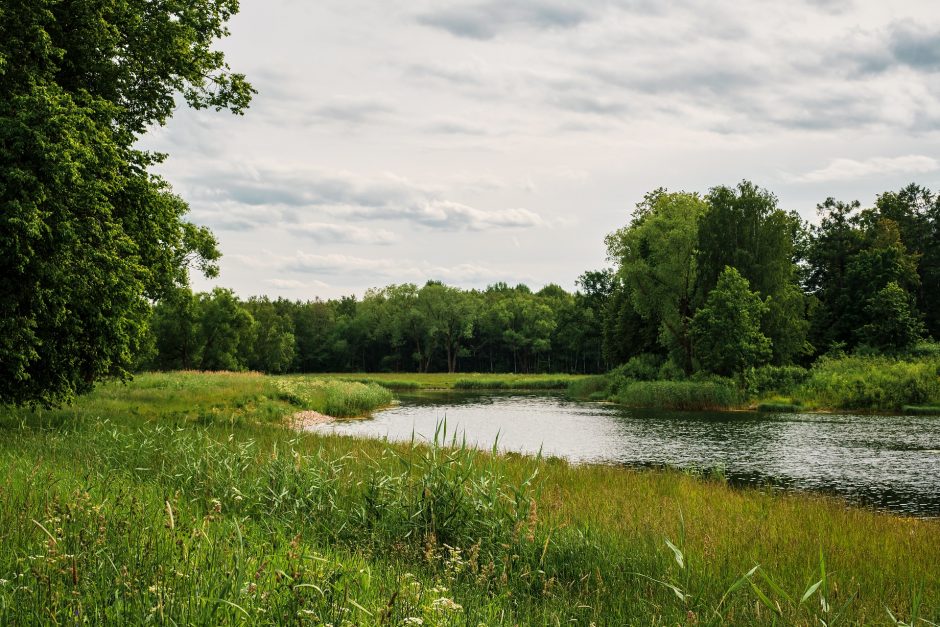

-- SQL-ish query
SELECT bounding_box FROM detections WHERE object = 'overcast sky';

[142,0,940,299]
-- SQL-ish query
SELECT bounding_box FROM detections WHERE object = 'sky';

[142,0,940,300]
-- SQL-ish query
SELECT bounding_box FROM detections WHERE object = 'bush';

[743,365,810,397]
[609,354,664,383]
[613,380,740,410]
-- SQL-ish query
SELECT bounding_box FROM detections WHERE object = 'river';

[308,391,940,517]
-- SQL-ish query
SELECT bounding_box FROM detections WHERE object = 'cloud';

[184,164,546,232]
[786,155,940,183]
[265,278,330,290]
[283,252,530,284]
[417,1,590,39]
[888,24,940,72]
[294,222,398,245]
[308,96,396,125]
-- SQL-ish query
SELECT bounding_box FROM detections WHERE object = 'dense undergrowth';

[571,351,940,414]
[0,371,936,624]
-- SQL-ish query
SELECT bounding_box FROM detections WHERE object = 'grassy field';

[0,371,936,624]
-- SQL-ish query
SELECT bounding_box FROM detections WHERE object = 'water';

[309,392,940,517]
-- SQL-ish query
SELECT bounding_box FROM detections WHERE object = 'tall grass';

[613,380,741,410]
[0,373,936,623]
[274,378,394,417]
[453,377,573,390]
[800,355,940,411]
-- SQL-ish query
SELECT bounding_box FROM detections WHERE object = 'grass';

[316,372,586,391]
[613,380,741,411]
[0,371,936,624]
[797,355,940,412]
[902,405,940,416]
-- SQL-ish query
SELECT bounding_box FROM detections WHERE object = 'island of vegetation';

[1,1,938,625]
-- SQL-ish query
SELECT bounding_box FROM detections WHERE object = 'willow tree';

[1,0,253,406]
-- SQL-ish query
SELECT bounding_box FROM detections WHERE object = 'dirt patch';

[291,410,336,429]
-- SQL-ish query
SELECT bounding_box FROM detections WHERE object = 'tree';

[1,1,252,406]
[245,298,296,374]
[857,282,924,352]
[607,189,706,373]
[418,282,478,374]
[691,267,771,376]
[197,289,253,372]
[698,181,810,364]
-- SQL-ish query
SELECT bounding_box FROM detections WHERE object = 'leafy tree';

[245,298,296,374]
[150,287,201,370]
[1,0,252,405]
[197,289,253,371]
[691,267,771,376]
[418,282,477,373]
[698,181,810,364]
[857,282,924,353]
[607,189,706,373]
[870,185,940,338]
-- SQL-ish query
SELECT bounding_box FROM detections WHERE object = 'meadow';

[0,371,936,624]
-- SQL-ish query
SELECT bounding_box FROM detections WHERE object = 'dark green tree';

[698,181,810,364]
[691,267,771,376]
[857,282,924,352]
[1,0,252,405]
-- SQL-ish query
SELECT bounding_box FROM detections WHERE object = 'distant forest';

[144,181,939,377]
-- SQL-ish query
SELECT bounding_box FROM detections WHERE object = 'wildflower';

[432,597,463,612]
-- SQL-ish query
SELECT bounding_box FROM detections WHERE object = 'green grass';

[316,372,586,391]
[274,377,394,417]
[613,380,741,411]
[902,405,940,415]
[798,355,940,412]
[0,371,936,624]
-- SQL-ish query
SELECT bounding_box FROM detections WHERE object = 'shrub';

[743,365,810,397]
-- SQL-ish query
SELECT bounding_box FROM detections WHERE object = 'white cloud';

[295,222,398,245]
[787,155,940,183]
[182,164,546,232]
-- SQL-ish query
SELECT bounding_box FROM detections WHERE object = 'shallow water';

[309,392,940,517]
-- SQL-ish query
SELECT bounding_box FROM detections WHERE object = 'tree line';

[143,181,938,377]
[143,280,607,375]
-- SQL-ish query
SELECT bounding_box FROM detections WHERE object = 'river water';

[308,392,940,517]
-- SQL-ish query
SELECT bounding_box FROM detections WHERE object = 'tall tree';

[1,0,253,405]
[698,181,810,364]
[607,189,706,373]
[691,267,771,376]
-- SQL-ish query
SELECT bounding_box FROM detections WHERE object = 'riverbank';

[0,371,936,624]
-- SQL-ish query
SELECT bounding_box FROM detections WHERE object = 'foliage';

[800,355,940,411]
[606,189,707,372]
[691,267,771,377]
[0,0,251,406]
[742,364,810,397]
[274,378,393,418]
[613,379,740,410]
[857,282,925,353]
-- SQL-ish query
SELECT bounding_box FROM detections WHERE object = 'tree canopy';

[1,0,252,405]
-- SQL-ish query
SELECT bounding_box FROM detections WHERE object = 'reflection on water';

[309,392,940,517]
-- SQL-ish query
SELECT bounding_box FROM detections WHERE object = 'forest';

[144,181,939,380]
